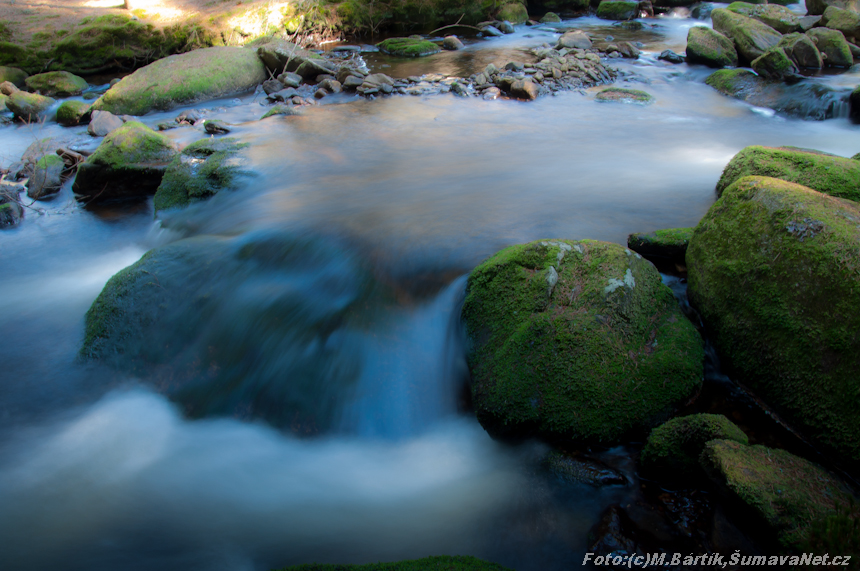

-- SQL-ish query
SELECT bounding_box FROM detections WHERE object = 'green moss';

[641,413,748,481]
[596,0,638,20]
[154,137,249,212]
[497,2,529,24]
[540,12,562,22]
[686,26,738,68]
[261,105,303,119]
[627,227,693,264]
[687,176,860,469]
[377,37,441,57]
[595,87,653,104]
[716,145,860,201]
[25,71,87,97]
[701,440,854,549]
[0,20,12,42]
[56,100,91,126]
[711,8,782,64]
[5,90,55,121]
[704,68,764,98]
[462,239,703,444]
[92,47,266,116]
[800,501,860,561]
[727,2,800,33]
[0,93,6,112]
[751,46,796,79]
[88,121,176,168]
[806,28,853,68]
[274,556,515,571]
[35,153,64,169]
[0,66,27,86]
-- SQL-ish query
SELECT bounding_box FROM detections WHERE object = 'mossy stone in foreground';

[686,26,738,68]
[92,47,266,116]
[596,0,639,20]
[154,137,249,212]
[377,37,441,57]
[716,145,860,200]
[595,87,653,104]
[24,71,87,97]
[627,227,693,265]
[641,413,748,482]
[56,100,91,126]
[701,439,854,549]
[687,176,860,469]
[276,556,514,571]
[711,8,782,64]
[462,239,703,444]
[5,90,55,121]
[498,2,529,24]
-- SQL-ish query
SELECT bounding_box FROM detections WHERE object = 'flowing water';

[1,12,859,571]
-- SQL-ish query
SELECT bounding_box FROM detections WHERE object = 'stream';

[1,9,859,571]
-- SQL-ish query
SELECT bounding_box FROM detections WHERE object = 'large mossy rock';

[5,90,54,121]
[24,71,87,97]
[778,32,823,69]
[701,439,854,549]
[461,239,704,444]
[498,2,529,23]
[641,413,748,482]
[154,137,250,212]
[751,46,799,80]
[81,231,377,434]
[687,176,860,469]
[727,2,801,33]
[716,145,860,200]
[712,8,783,64]
[596,0,640,20]
[821,6,860,40]
[91,47,266,116]
[806,0,860,16]
[274,556,515,571]
[806,28,854,67]
[377,37,441,57]
[72,121,177,204]
[56,100,91,126]
[0,66,27,87]
[686,26,739,68]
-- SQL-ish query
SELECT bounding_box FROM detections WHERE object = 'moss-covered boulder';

[778,33,824,69]
[498,2,529,24]
[806,28,854,67]
[0,199,23,228]
[712,8,783,64]
[596,0,639,20]
[686,26,739,68]
[274,556,515,571]
[91,47,266,116]
[807,0,860,16]
[627,227,693,266]
[705,68,764,99]
[255,38,329,75]
[641,414,748,482]
[0,66,27,87]
[751,46,799,80]
[540,12,563,22]
[27,154,65,200]
[377,37,441,57]
[701,439,854,549]
[72,121,177,204]
[716,145,860,200]
[821,6,860,40]
[55,100,91,126]
[81,231,377,434]
[5,90,54,121]
[24,71,87,97]
[154,138,249,212]
[687,176,860,469]
[727,2,801,34]
[595,87,653,103]
[461,239,704,444]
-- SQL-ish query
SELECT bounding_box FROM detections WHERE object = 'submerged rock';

[24,71,88,97]
[641,414,748,483]
[92,47,267,116]
[627,227,693,266]
[462,239,703,444]
[716,145,860,200]
[687,176,860,470]
[27,154,65,200]
[595,87,653,103]
[377,37,441,57]
[153,137,249,212]
[72,121,177,204]
[686,26,739,68]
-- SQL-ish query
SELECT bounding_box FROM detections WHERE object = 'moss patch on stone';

[92,46,266,116]
[641,413,748,482]
[56,99,90,126]
[261,105,303,119]
[701,439,854,549]
[462,239,703,445]
[727,2,800,34]
[377,37,441,57]
[716,145,860,201]
[5,90,55,121]
[595,87,653,103]
[627,227,693,265]
[154,137,249,212]
[0,65,27,86]
[686,26,738,68]
[274,556,515,571]
[806,27,853,68]
[498,2,529,24]
[596,0,639,20]
[24,71,87,97]
[687,176,860,469]
[705,68,766,99]
[711,7,783,64]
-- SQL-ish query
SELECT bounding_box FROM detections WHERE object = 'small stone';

[510,78,539,100]
[277,71,303,88]
[314,88,327,99]
[481,25,504,37]
[0,81,19,96]
[204,119,231,134]
[658,49,685,63]
[499,20,515,33]
[342,75,364,90]
[88,110,124,137]
[262,79,284,95]
[442,36,465,50]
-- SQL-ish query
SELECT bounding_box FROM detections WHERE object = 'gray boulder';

[87,110,124,137]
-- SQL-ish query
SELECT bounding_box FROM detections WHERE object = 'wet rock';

[799,15,822,31]
[597,0,640,20]
[342,75,365,90]
[261,104,303,119]
[499,20,516,33]
[318,79,342,93]
[27,154,65,200]
[658,49,685,63]
[256,39,321,74]
[0,193,23,228]
[87,110,124,137]
[73,121,178,204]
[545,451,627,486]
[267,87,300,102]
[18,137,63,179]
[711,8,783,64]
[295,58,337,80]
[751,46,800,81]
[377,37,441,57]
[481,24,504,37]
[203,119,231,134]
[686,26,739,68]
[92,47,267,116]
[778,32,824,69]
[24,71,88,97]
[727,2,801,34]
[277,71,303,88]
[482,86,501,100]
[851,85,860,122]
[806,0,860,16]
[616,41,640,58]
[806,27,854,67]
[821,6,860,41]
[6,91,55,122]
[0,66,27,87]
[56,100,91,127]
[691,2,716,19]
[595,87,653,103]
[509,78,539,100]
[461,239,703,444]
[701,440,855,549]
[640,414,748,483]
[540,12,562,22]
[557,30,593,49]
[442,36,465,50]
[262,79,284,95]
[504,61,525,71]
[0,80,19,95]
[688,176,860,469]
[627,227,693,265]
[176,109,203,125]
